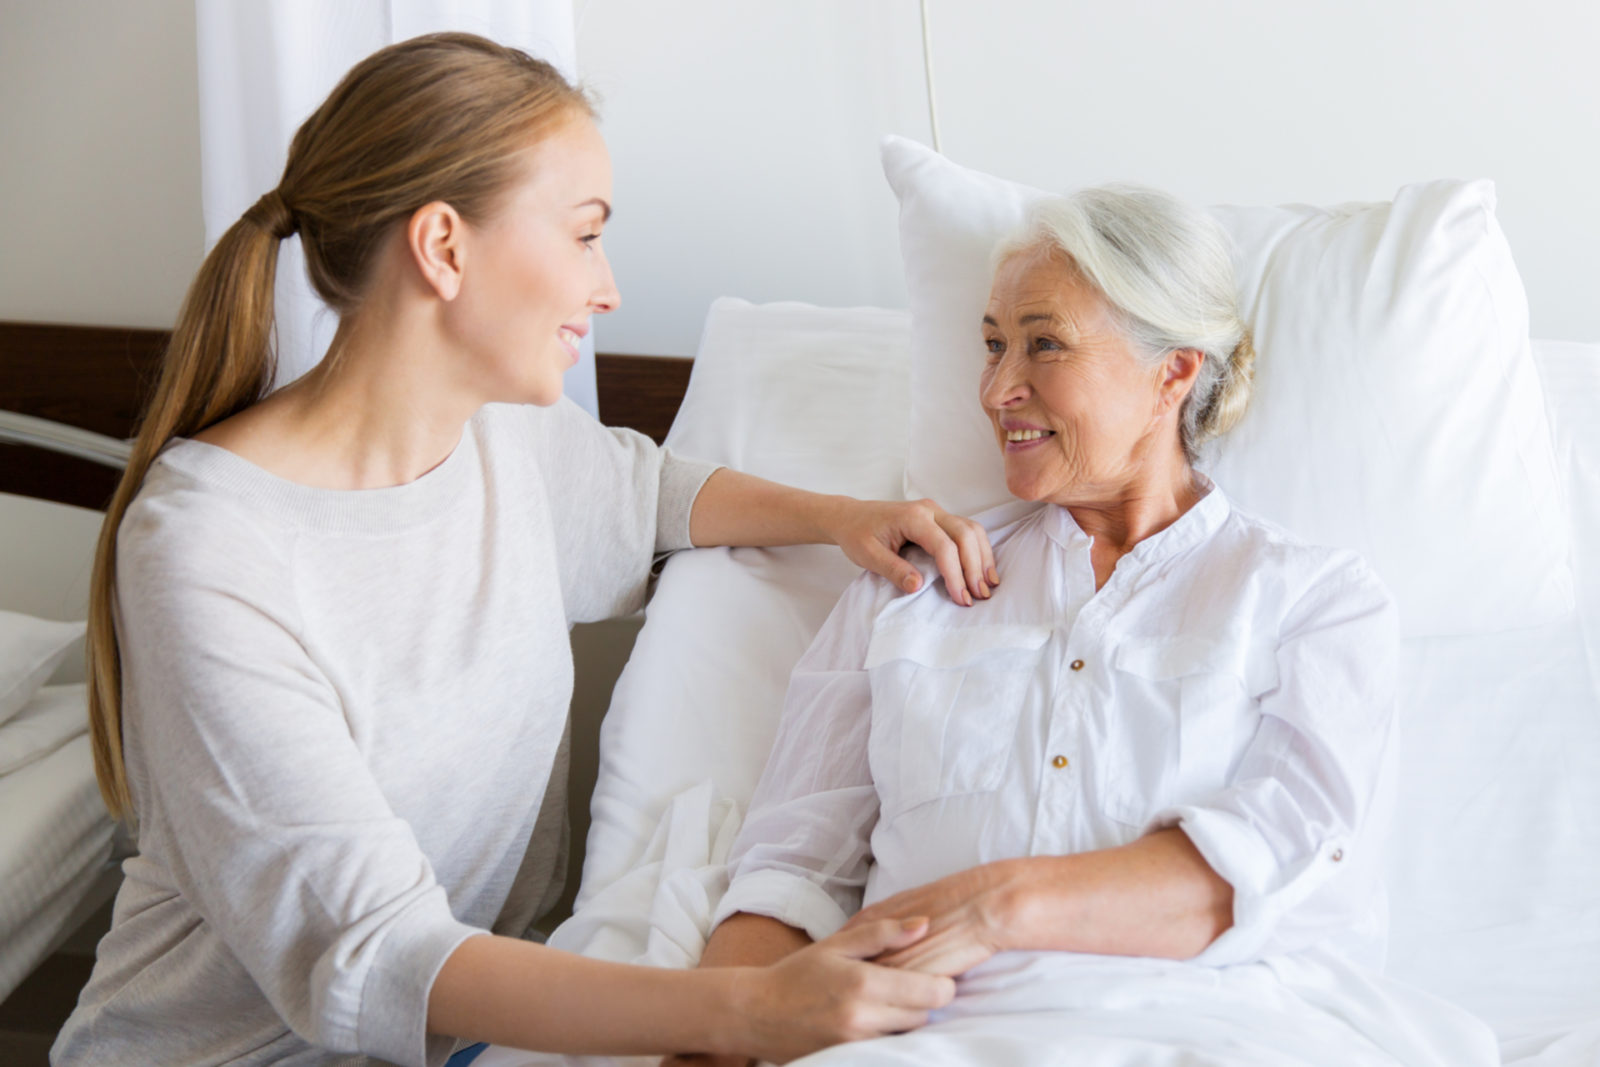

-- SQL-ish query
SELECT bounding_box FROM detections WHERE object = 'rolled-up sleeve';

[117,523,482,1067]
[712,574,894,942]
[1153,554,1400,967]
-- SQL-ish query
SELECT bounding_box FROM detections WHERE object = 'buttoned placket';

[1024,492,1222,857]
[1032,519,1177,856]
[1031,532,1104,855]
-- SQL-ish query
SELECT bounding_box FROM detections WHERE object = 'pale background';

[1,0,1596,349]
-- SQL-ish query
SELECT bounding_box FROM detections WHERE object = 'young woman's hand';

[825,498,998,607]
[839,862,1026,979]
[710,916,955,1065]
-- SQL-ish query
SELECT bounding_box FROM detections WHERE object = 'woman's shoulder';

[118,449,299,600]
[128,446,286,535]
[477,395,600,447]
[1216,501,1394,615]
[477,397,651,489]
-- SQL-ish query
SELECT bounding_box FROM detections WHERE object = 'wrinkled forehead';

[985,245,1112,333]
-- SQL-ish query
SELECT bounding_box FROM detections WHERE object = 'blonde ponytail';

[85,32,591,822]
[87,209,286,820]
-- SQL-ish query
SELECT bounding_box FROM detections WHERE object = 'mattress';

[0,705,120,1002]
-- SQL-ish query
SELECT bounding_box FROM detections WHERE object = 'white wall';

[573,1,931,355]
[0,0,203,328]
[2,0,1594,345]
[578,0,1600,354]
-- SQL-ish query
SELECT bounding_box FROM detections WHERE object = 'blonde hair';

[995,185,1255,461]
[86,33,592,822]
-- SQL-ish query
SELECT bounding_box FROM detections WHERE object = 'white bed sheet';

[0,695,120,1003]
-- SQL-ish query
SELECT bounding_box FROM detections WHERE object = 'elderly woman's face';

[980,248,1183,505]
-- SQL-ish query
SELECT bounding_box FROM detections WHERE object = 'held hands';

[661,917,956,1067]
[840,861,1026,979]
[825,498,998,607]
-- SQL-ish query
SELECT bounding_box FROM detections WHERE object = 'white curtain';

[195,0,598,416]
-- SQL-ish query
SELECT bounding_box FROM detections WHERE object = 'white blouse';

[714,482,1400,970]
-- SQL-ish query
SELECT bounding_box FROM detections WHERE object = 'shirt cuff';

[713,868,852,944]
[655,450,722,554]
[1154,803,1348,968]
[355,890,485,1067]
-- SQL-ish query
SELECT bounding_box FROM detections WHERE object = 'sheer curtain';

[195,1,598,415]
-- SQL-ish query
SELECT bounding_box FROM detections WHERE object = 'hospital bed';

[3,140,1597,1063]
[0,325,146,1004]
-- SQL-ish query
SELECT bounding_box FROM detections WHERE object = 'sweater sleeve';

[512,398,721,624]
[116,497,481,1067]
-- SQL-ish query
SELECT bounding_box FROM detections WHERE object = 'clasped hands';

[661,861,1027,1067]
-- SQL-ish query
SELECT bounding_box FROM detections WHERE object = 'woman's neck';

[194,294,484,490]
[1059,445,1203,562]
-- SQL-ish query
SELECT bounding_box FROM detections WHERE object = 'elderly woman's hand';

[824,498,998,607]
[839,861,1026,978]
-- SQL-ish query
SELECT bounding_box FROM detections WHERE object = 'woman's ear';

[407,201,466,301]
[1155,348,1205,417]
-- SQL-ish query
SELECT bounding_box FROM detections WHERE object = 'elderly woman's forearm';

[698,912,813,969]
[1004,829,1234,960]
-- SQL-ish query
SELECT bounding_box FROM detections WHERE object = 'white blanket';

[478,777,1498,1067]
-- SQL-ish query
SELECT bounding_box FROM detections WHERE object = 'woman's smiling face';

[448,114,619,407]
[980,246,1179,505]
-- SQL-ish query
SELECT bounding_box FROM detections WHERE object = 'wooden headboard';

[0,320,693,511]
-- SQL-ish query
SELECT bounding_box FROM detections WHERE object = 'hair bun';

[1201,329,1256,442]
[244,188,297,240]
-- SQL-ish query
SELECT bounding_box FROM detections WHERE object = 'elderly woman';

[676,188,1499,1065]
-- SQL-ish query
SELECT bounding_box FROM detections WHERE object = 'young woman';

[54,33,993,1067]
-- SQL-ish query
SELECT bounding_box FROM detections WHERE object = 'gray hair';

[993,185,1256,460]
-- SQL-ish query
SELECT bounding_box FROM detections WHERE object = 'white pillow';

[577,301,910,901]
[882,135,1571,638]
[0,610,85,727]
[0,683,87,777]
[666,298,911,500]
